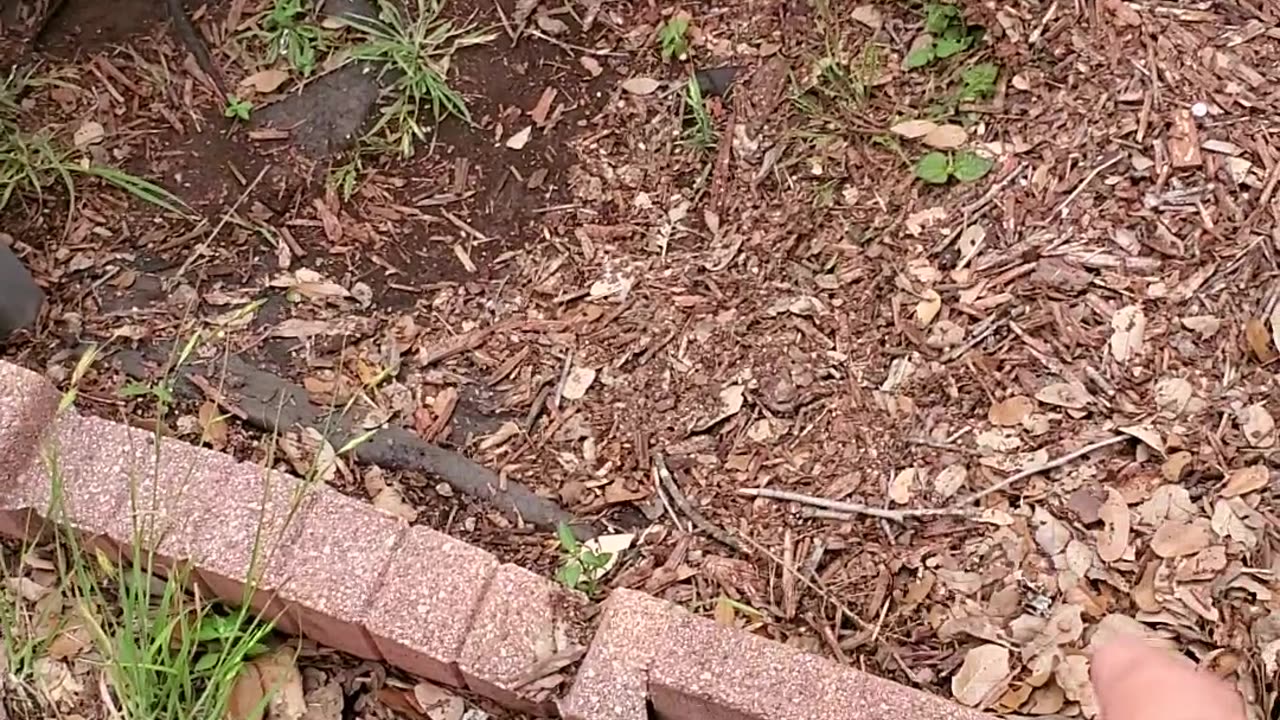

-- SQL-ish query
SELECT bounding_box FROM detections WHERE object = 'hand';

[1091,639,1245,720]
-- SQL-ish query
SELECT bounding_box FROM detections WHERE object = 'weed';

[959,62,999,101]
[253,0,326,76]
[343,0,497,159]
[915,149,993,184]
[0,67,188,217]
[680,75,715,151]
[554,523,612,596]
[657,15,690,62]
[329,151,366,201]
[906,3,983,69]
[224,95,253,121]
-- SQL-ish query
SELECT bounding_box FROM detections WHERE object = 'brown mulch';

[5,0,1280,718]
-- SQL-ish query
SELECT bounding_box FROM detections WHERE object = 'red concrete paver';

[650,612,989,720]
[365,525,499,687]
[458,563,583,716]
[0,362,59,486]
[561,589,684,720]
[263,488,407,660]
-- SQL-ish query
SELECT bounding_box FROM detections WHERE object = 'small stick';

[654,453,741,552]
[1052,153,1124,219]
[740,434,1129,522]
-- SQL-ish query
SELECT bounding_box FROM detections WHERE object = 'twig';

[939,314,1007,363]
[654,452,742,552]
[168,166,267,288]
[1052,153,1124,219]
[931,163,1026,255]
[739,434,1129,522]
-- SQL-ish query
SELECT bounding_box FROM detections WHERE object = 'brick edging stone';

[0,360,986,720]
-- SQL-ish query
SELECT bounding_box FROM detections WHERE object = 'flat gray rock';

[0,245,42,339]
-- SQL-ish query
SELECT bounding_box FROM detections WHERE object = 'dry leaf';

[851,4,883,30]
[579,56,603,77]
[1161,451,1193,482]
[279,427,338,484]
[1096,488,1130,563]
[1054,655,1098,718]
[890,119,938,139]
[1181,315,1220,338]
[1150,518,1212,557]
[561,367,597,401]
[1221,464,1269,498]
[916,289,941,326]
[1271,303,1280,355]
[621,77,661,95]
[1119,425,1164,455]
[73,120,104,148]
[691,384,745,431]
[1026,683,1066,714]
[412,682,465,720]
[1154,377,1193,415]
[1109,305,1146,363]
[198,400,228,449]
[254,648,306,720]
[1246,317,1275,362]
[923,124,967,149]
[505,126,533,150]
[933,464,967,499]
[889,467,918,504]
[905,207,946,236]
[33,658,83,708]
[240,68,290,93]
[952,644,1011,707]
[1036,382,1091,409]
[373,485,419,522]
[1238,403,1275,447]
[989,395,1034,427]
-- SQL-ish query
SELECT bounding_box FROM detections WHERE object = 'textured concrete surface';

[366,525,499,687]
[562,589,684,720]
[0,358,998,720]
[267,488,406,659]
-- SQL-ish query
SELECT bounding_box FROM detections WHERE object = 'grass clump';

[680,75,715,151]
[343,0,497,159]
[246,0,328,77]
[0,67,187,217]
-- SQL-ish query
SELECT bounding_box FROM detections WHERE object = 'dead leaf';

[621,77,661,95]
[905,207,946,236]
[889,467,918,504]
[1054,655,1098,717]
[279,427,339,484]
[851,5,883,30]
[272,318,340,339]
[1150,518,1212,557]
[1025,682,1066,714]
[226,662,264,720]
[691,384,745,431]
[529,87,557,126]
[73,120,104,148]
[915,289,941,326]
[1246,317,1275,362]
[239,68,290,93]
[254,648,306,720]
[1109,305,1146,363]
[1238,403,1275,447]
[505,126,533,150]
[198,400,228,449]
[890,119,938,139]
[1119,425,1164,455]
[1154,377,1193,415]
[1096,489,1130,563]
[33,658,83,708]
[373,485,419,522]
[1222,464,1270,498]
[1035,382,1092,409]
[412,681,465,720]
[561,367,597,401]
[952,644,1011,707]
[1181,315,1220,338]
[1161,451,1193,482]
[923,124,967,149]
[579,56,603,77]
[989,395,1034,427]
[933,464,967,499]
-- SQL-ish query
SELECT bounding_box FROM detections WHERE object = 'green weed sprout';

[658,16,690,62]
[554,523,612,597]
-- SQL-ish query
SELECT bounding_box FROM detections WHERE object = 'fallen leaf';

[505,126,533,150]
[1161,451,1193,482]
[1096,489,1130,563]
[1238,403,1275,447]
[691,384,745,431]
[1222,464,1270,497]
[254,648,306,720]
[239,68,290,93]
[579,56,603,77]
[1181,315,1220,338]
[279,426,339,484]
[272,318,339,339]
[73,120,104,148]
[1154,377,1193,415]
[529,87,557,126]
[412,681,465,720]
[621,77,661,95]
[198,400,228,449]
[1035,382,1091,410]
[1025,682,1066,714]
[373,485,419,522]
[1150,518,1212,557]
[1054,655,1098,717]
[851,4,883,30]
[1119,425,1164,455]
[889,467,918,504]
[916,289,941,326]
[989,395,1034,427]
[561,367,597,401]
[890,119,938,139]
[923,124,967,149]
[952,644,1011,707]
[905,207,946,236]
[1246,317,1275,362]
[1211,499,1258,549]
[933,464,967,499]
[1109,305,1146,363]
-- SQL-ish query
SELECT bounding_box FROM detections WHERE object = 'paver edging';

[0,359,988,720]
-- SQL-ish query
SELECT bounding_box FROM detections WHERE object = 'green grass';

[342,0,497,159]
[680,75,715,151]
[658,15,690,62]
[0,67,188,218]
[244,0,327,77]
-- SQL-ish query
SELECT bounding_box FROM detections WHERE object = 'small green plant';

[343,0,497,159]
[657,16,690,61]
[223,95,253,121]
[915,149,993,184]
[906,3,983,69]
[554,523,612,596]
[253,0,326,76]
[680,74,715,151]
[959,62,999,101]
